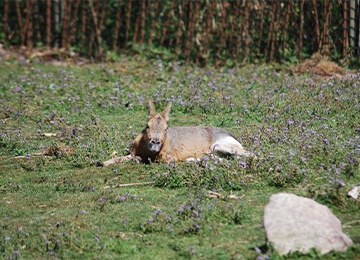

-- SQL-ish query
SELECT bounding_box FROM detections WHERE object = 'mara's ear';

[148,99,157,119]
[161,102,172,122]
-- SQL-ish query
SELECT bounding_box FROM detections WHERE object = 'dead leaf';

[104,181,155,189]
[42,133,57,137]
[111,151,118,158]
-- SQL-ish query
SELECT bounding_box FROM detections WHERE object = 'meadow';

[0,58,359,259]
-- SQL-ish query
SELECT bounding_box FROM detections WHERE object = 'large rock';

[264,193,353,255]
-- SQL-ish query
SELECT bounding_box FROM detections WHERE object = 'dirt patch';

[295,53,354,78]
[0,44,89,66]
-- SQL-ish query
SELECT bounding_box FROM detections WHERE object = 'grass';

[0,57,359,259]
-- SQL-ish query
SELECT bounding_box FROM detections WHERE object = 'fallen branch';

[342,219,360,229]
[12,153,47,159]
[208,191,244,200]
[104,181,155,189]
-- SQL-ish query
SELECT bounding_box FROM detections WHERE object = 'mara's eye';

[146,125,149,129]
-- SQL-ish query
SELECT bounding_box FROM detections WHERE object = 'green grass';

[0,58,359,259]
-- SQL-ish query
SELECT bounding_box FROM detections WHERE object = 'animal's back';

[160,126,235,161]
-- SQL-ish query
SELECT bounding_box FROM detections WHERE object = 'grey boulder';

[264,193,353,255]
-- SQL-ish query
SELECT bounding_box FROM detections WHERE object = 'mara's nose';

[151,139,160,145]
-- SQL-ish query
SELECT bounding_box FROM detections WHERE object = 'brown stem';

[133,3,141,42]
[16,0,24,46]
[193,1,199,63]
[217,1,225,61]
[227,2,235,58]
[62,0,67,48]
[160,1,176,45]
[69,0,81,46]
[267,2,276,62]
[186,1,192,64]
[125,0,132,44]
[257,1,265,56]
[237,4,245,57]
[26,0,33,49]
[3,0,8,44]
[148,1,159,46]
[323,1,333,48]
[203,1,214,60]
[244,1,251,60]
[88,28,94,56]
[88,0,103,57]
[34,0,42,45]
[283,1,291,54]
[299,0,304,60]
[270,2,280,63]
[113,0,122,50]
[99,0,107,30]
[343,0,347,56]
[175,1,184,53]
[312,0,320,48]
[140,0,146,44]
[46,0,51,47]
[80,5,86,54]
[66,0,73,48]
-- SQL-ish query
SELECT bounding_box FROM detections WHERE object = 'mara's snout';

[100,99,255,166]
[148,138,162,152]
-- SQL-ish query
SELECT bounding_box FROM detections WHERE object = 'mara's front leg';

[98,154,132,167]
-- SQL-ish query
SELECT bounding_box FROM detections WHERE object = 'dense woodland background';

[1,0,360,65]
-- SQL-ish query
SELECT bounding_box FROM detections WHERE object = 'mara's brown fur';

[100,99,252,166]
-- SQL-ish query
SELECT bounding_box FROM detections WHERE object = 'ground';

[0,58,359,259]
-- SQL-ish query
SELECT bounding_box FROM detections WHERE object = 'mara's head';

[144,99,172,153]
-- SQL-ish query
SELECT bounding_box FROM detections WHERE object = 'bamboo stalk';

[186,1,192,64]
[216,1,226,63]
[27,0,33,49]
[236,3,245,57]
[3,0,8,44]
[244,1,251,60]
[69,0,81,46]
[34,0,42,45]
[299,0,304,60]
[133,2,141,42]
[282,1,291,58]
[193,0,199,64]
[267,2,276,62]
[98,0,107,47]
[343,0,347,56]
[24,0,30,46]
[312,0,320,49]
[228,1,239,58]
[80,5,86,54]
[62,0,67,48]
[175,1,184,53]
[46,0,51,47]
[66,0,73,48]
[148,1,159,46]
[160,1,176,45]
[276,2,287,61]
[125,0,132,45]
[88,0,103,57]
[270,2,280,63]
[99,0,107,30]
[113,0,122,50]
[140,0,146,44]
[54,0,59,49]
[88,27,94,56]
[16,0,25,46]
[257,1,265,56]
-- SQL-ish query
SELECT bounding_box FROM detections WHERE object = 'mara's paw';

[96,161,105,167]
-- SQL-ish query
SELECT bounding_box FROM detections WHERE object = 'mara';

[100,99,254,166]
